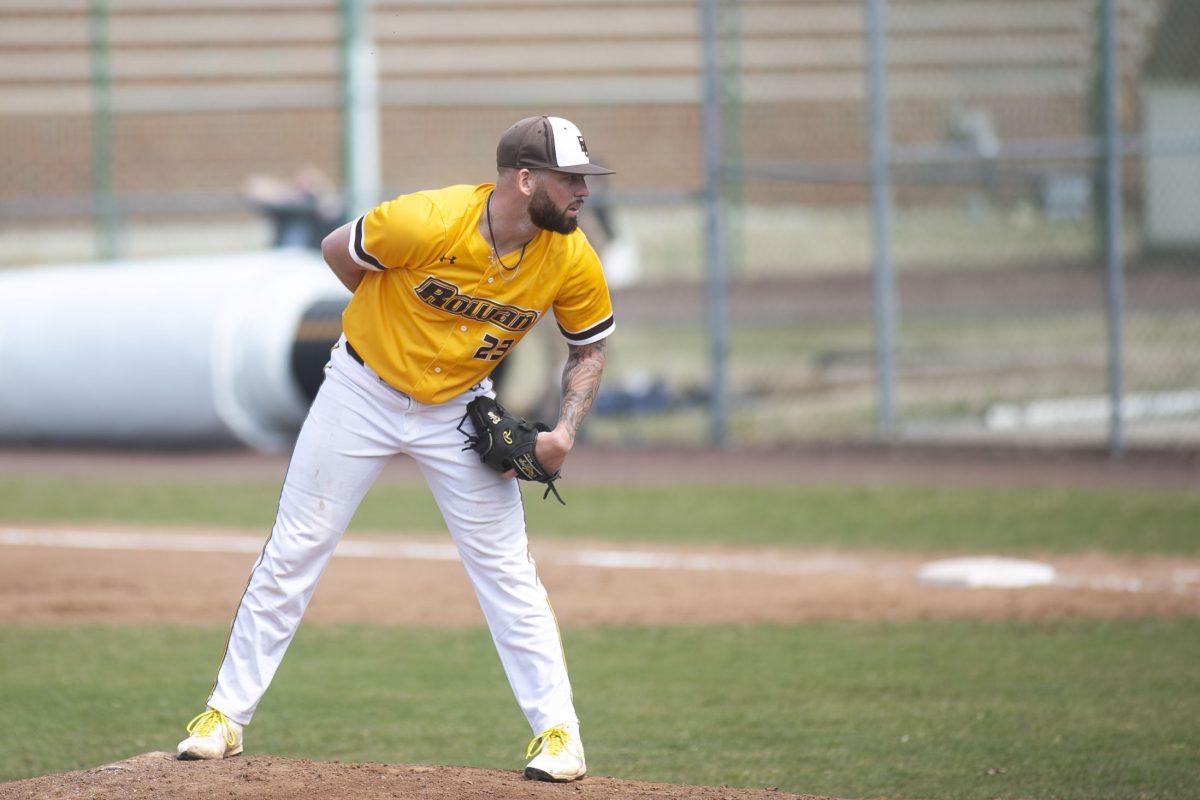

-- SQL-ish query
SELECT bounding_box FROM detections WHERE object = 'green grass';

[2,620,1198,799]
[2,474,1198,555]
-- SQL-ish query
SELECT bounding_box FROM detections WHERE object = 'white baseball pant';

[206,336,577,734]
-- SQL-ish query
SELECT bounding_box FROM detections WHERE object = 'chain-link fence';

[874,0,1200,451]
[693,0,1200,451]
[0,1,711,262]
[1,0,1197,450]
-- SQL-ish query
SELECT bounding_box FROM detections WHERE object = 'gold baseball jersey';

[342,183,615,404]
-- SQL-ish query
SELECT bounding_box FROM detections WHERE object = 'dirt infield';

[3,524,1199,628]
[0,752,820,800]
[7,442,1197,627]
[2,441,1199,627]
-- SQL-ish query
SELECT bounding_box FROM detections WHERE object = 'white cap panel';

[547,116,591,167]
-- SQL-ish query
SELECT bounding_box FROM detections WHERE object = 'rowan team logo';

[413,277,539,332]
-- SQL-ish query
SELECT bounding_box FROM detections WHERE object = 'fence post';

[719,0,744,280]
[864,0,898,437]
[340,0,382,217]
[700,0,730,446]
[88,0,118,261]
[1099,0,1126,455]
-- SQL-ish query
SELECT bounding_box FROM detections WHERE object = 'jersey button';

[487,277,494,284]
[434,367,442,373]
[460,325,467,332]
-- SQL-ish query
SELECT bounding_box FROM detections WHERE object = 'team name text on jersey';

[414,277,540,332]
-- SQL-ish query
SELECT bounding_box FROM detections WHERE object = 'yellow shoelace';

[185,710,238,747]
[525,726,569,759]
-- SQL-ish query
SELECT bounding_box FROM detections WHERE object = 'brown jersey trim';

[350,216,386,271]
[558,314,614,344]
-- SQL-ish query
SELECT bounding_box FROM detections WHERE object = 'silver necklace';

[485,191,527,273]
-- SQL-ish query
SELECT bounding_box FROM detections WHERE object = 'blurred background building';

[1,0,1197,451]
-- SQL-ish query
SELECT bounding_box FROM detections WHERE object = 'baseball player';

[175,116,614,783]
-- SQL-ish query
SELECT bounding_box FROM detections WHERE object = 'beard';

[528,185,578,234]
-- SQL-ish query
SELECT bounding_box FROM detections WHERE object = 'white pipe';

[0,250,349,451]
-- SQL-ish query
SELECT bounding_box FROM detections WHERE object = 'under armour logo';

[439,254,457,264]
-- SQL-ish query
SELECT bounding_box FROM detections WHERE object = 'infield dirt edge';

[0,751,827,800]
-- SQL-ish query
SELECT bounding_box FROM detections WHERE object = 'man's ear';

[516,169,537,197]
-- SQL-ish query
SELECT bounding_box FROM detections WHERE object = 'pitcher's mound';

[0,751,826,800]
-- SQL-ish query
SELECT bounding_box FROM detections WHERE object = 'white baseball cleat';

[524,721,586,782]
[176,708,244,760]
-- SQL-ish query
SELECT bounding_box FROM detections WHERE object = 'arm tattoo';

[559,339,607,442]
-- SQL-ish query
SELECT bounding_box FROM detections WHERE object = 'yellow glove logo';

[503,430,513,445]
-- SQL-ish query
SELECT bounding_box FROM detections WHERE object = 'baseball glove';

[458,396,564,504]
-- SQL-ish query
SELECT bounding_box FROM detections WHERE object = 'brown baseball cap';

[496,116,615,176]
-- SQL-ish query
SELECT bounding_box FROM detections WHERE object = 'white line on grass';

[0,527,858,577]
[1,527,1196,595]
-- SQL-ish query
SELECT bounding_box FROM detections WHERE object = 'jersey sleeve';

[347,192,447,271]
[553,237,615,346]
